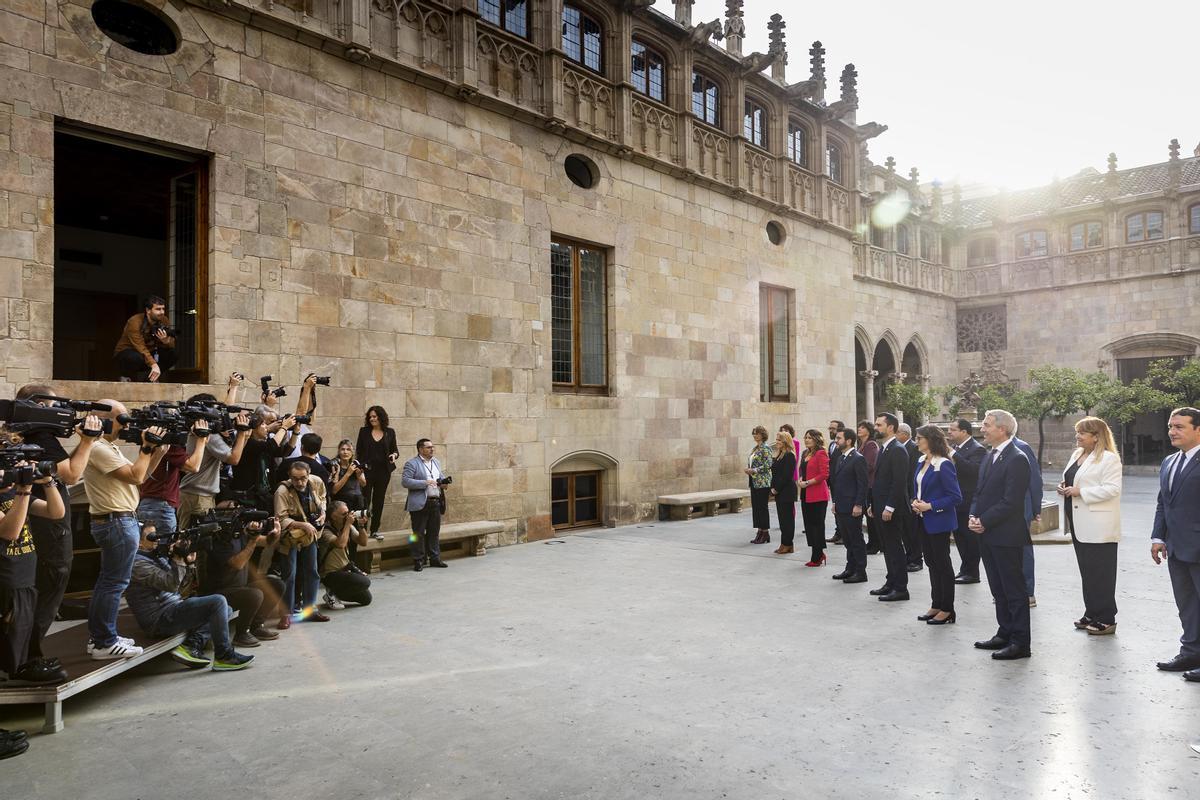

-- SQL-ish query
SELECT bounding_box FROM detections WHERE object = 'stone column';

[860,369,879,423]
[673,0,694,27]
[889,371,907,422]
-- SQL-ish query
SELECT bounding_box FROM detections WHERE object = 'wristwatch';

[141,446,155,455]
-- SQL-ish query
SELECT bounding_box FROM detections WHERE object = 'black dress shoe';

[831,570,851,580]
[842,573,868,584]
[865,547,880,555]
[906,563,923,572]
[0,729,28,743]
[0,737,29,760]
[413,561,424,572]
[878,590,910,602]
[428,559,448,568]
[869,586,892,596]
[992,643,1032,660]
[954,574,981,584]
[974,636,1009,651]
[1184,668,1200,682]
[1156,654,1200,672]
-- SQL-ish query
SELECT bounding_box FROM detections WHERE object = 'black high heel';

[917,610,938,621]
[927,611,956,625]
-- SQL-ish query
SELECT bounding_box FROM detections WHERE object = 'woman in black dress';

[355,406,399,540]
[770,430,798,550]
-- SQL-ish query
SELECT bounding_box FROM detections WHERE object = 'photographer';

[319,502,371,609]
[199,509,284,647]
[178,393,251,530]
[272,461,329,626]
[125,525,253,671]
[229,411,296,510]
[1,461,67,686]
[401,438,449,571]
[82,401,170,659]
[137,418,209,535]
[274,432,331,487]
[329,439,368,556]
[13,385,100,661]
[112,296,177,383]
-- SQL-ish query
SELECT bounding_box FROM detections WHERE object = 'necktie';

[1171,451,1188,492]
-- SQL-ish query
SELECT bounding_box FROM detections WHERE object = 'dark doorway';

[1117,356,1179,465]
[53,128,208,382]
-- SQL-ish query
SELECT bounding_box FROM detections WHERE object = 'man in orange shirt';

[113,296,177,382]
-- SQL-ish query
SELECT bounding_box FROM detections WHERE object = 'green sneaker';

[170,645,210,670]
[212,651,254,671]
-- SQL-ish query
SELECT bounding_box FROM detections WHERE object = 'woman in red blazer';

[799,429,831,566]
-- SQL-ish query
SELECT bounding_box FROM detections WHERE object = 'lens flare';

[408,533,418,544]
[871,191,912,228]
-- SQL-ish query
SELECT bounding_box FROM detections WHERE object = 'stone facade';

[0,0,1195,547]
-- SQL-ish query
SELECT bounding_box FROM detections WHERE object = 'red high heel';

[804,553,827,567]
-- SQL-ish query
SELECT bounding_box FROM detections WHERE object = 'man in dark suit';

[897,423,923,571]
[1010,434,1044,606]
[970,409,1033,660]
[830,428,869,583]
[1151,407,1200,679]
[827,420,845,545]
[867,413,911,601]
[948,418,986,583]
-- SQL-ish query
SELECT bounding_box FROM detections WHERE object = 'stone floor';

[3,476,1198,799]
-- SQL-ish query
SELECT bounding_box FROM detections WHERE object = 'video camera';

[0,396,112,438]
[0,443,57,489]
[146,521,222,560]
[116,399,253,448]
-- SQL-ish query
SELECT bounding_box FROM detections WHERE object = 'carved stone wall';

[956,305,1008,353]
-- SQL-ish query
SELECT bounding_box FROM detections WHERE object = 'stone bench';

[658,489,751,521]
[0,608,236,734]
[353,520,504,573]
[1031,500,1064,542]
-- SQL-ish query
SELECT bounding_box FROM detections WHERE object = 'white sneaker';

[90,640,144,660]
[87,635,136,654]
[323,592,345,611]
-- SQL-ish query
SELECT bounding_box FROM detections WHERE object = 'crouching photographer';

[0,454,67,687]
[126,523,254,671]
[198,504,284,647]
[319,502,371,610]
[272,461,328,626]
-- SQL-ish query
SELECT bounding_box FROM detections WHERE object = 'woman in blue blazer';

[911,425,963,625]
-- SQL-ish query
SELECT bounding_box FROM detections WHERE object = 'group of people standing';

[746,408,1151,663]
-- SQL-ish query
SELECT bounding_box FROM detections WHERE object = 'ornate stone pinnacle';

[768,14,786,60]
[840,63,858,103]
[1169,138,1181,161]
[885,156,896,174]
[673,0,695,27]
[909,167,920,184]
[1107,152,1118,173]
[723,0,745,55]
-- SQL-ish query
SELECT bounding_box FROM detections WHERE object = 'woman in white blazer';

[1056,416,1123,635]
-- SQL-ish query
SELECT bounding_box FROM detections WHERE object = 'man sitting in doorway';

[113,295,177,383]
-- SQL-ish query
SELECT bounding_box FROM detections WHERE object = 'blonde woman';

[745,426,773,544]
[1056,416,1123,635]
[770,430,798,551]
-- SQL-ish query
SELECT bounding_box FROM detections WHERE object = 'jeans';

[88,516,141,648]
[278,543,320,613]
[322,569,373,606]
[114,347,177,381]
[137,497,177,535]
[410,504,442,563]
[152,595,234,660]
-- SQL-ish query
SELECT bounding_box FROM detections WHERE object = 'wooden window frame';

[1069,220,1104,251]
[551,469,603,530]
[630,39,666,102]
[1126,210,1164,243]
[786,120,809,167]
[759,284,792,403]
[743,98,768,148]
[1015,229,1048,259]
[691,70,721,127]
[551,238,608,394]
[478,0,530,40]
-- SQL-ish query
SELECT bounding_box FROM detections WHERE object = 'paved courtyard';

[3,476,1198,798]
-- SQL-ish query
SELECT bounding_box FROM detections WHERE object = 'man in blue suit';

[1152,407,1200,679]
[969,409,1033,660]
[830,428,869,583]
[401,438,449,572]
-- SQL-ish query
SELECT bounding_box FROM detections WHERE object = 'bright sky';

[689,0,1199,190]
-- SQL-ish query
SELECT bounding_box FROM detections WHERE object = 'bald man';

[81,401,168,659]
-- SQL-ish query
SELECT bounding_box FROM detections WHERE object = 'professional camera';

[292,414,312,425]
[259,375,287,398]
[116,403,190,448]
[146,521,222,560]
[153,325,181,339]
[0,443,57,488]
[436,475,453,487]
[349,509,370,525]
[313,376,331,386]
[0,396,112,438]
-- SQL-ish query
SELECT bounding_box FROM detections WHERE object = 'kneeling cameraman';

[319,502,371,609]
[200,508,284,647]
[125,525,254,671]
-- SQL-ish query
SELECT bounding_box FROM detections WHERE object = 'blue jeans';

[278,543,320,613]
[137,497,177,535]
[88,516,141,647]
[152,595,234,659]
